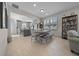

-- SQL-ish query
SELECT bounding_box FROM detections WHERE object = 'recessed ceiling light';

[40,9,44,13]
[33,3,36,7]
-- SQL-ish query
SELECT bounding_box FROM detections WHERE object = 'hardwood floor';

[6,36,76,56]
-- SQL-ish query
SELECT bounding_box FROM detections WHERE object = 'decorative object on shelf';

[62,15,78,39]
[39,22,43,31]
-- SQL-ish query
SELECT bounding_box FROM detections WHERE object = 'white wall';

[0,29,8,56]
[8,12,40,35]
[0,3,8,56]
[43,7,79,37]
[9,12,34,35]
[7,3,79,37]
[6,4,40,36]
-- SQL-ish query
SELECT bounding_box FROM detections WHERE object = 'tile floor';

[6,36,76,56]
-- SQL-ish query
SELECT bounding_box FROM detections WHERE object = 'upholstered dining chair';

[39,30,53,43]
[31,29,37,41]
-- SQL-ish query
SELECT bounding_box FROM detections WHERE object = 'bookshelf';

[62,15,78,39]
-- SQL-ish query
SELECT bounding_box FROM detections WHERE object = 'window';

[44,16,58,30]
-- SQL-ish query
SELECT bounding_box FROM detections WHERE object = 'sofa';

[67,30,79,54]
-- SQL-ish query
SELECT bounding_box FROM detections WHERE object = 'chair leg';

[41,39,42,43]
[31,37,33,42]
[31,36,35,42]
[46,39,47,43]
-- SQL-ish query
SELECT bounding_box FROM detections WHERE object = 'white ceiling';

[7,2,79,18]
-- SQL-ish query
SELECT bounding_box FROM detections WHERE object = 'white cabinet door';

[0,29,8,56]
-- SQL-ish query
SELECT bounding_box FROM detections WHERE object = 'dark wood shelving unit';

[62,15,78,39]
